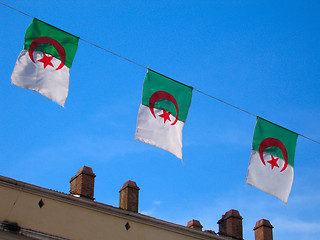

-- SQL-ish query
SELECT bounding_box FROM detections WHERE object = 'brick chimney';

[70,166,96,200]
[253,219,273,240]
[187,219,203,231]
[119,180,140,212]
[217,209,243,240]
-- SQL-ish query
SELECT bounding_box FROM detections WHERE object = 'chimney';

[217,209,243,240]
[187,219,203,231]
[70,166,96,200]
[119,180,140,212]
[253,219,273,240]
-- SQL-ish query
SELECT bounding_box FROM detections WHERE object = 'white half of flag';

[246,150,294,203]
[11,50,70,107]
[135,104,184,159]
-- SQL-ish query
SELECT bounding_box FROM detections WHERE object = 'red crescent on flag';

[149,91,179,125]
[258,138,288,172]
[28,37,66,70]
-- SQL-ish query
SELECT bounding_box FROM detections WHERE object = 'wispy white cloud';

[140,200,162,216]
[289,192,320,206]
[19,136,143,166]
[153,200,161,206]
[140,210,153,216]
[272,217,320,233]
[155,185,320,240]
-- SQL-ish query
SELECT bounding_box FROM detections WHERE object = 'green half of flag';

[23,18,79,68]
[252,117,298,167]
[141,69,193,122]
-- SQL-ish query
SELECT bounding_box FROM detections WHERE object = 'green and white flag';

[11,18,79,106]
[135,69,193,159]
[246,117,298,203]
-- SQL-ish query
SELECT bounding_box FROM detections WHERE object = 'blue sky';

[1,1,320,239]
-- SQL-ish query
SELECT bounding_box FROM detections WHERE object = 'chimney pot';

[187,219,203,231]
[217,209,243,240]
[70,166,96,200]
[119,180,140,212]
[253,219,273,240]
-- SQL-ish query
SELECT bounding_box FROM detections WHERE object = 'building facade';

[0,166,273,240]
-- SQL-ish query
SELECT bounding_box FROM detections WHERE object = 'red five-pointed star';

[38,53,54,68]
[158,109,171,124]
[267,155,280,170]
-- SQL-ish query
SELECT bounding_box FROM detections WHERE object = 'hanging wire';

[1,1,320,145]
[194,88,257,117]
[79,38,148,70]
[0,2,33,18]
[298,134,320,145]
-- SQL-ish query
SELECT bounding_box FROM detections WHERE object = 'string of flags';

[246,117,298,203]
[2,6,318,203]
[135,70,193,160]
[11,18,79,107]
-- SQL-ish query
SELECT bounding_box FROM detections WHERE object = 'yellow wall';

[0,185,211,240]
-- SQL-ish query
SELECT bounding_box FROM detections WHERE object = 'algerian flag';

[246,117,298,203]
[135,69,193,159]
[11,18,79,107]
